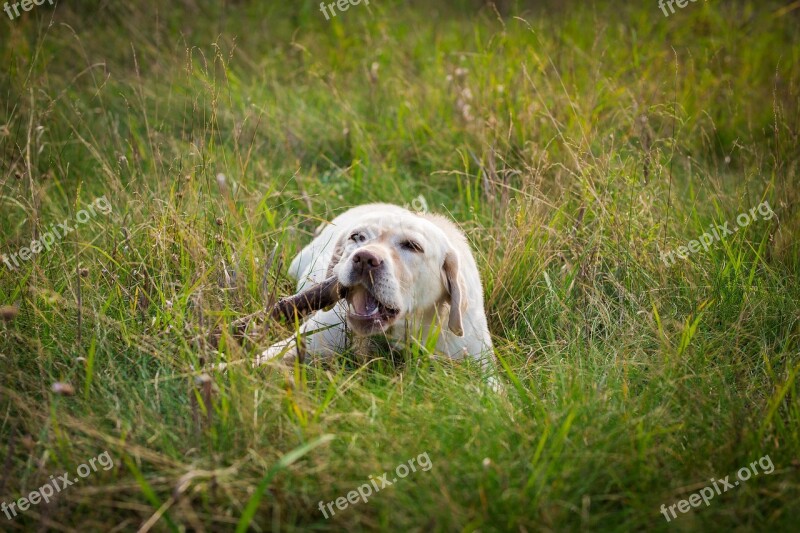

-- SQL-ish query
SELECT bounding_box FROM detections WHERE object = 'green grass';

[1,0,799,530]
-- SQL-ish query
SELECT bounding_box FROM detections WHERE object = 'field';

[1,0,799,530]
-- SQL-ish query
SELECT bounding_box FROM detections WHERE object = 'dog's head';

[326,212,466,337]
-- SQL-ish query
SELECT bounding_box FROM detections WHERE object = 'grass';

[1,0,799,530]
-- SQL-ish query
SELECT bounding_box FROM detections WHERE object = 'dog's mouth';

[345,286,400,332]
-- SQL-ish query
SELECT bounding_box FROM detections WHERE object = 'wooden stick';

[270,276,347,322]
[229,277,346,344]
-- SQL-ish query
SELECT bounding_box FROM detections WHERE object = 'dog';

[259,203,496,385]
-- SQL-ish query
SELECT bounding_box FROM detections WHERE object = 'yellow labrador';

[260,203,496,385]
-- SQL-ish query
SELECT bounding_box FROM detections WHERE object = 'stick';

[270,276,347,322]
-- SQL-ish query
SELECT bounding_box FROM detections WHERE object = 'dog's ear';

[325,230,348,279]
[442,249,466,336]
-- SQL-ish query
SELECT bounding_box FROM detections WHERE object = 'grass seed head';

[0,305,19,321]
[51,382,76,396]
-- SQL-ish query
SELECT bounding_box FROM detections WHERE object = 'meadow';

[1,0,799,530]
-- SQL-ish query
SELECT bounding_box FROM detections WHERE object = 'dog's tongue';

[352,289,380,316]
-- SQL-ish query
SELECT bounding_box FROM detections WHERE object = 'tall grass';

[1,0,799,530]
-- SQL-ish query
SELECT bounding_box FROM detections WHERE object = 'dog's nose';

[352,250,383,275]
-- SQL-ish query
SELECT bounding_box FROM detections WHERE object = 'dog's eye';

[400,240,424,253]
[350,232,365,243]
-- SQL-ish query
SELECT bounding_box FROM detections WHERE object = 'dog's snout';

[352,249,383,274]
